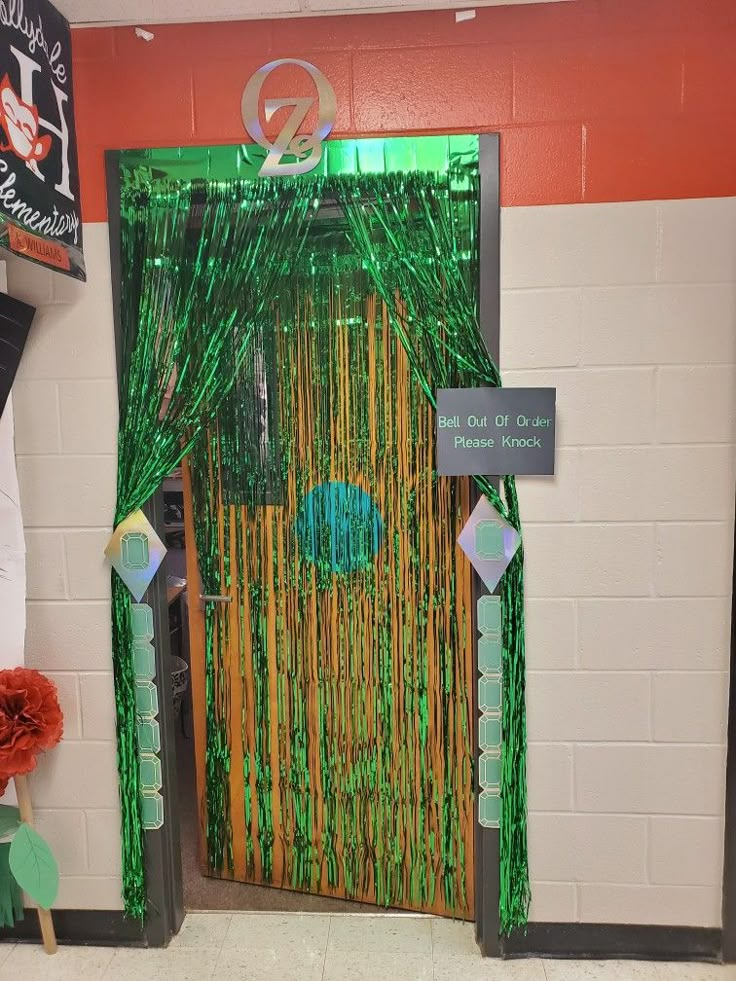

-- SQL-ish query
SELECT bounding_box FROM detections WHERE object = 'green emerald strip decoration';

[479,752,502,791]
[140,791,164,831]
[477,590,503,826]
[137,719,161,754]
[478,635,503,675]
[478,595,502,635]
[476,520,505,561]
[131,604,155,641]
[121,532,149,570]
[130,604,165,832]
[479,790,502,830]
[106,511,167,603]
[479,716,502,753]
[479,677,502,714]
[135,680,158,718]
[139,753,163,792]
[133,641,155,681]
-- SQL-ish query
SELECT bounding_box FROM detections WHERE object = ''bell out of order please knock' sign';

[436,387,556,477]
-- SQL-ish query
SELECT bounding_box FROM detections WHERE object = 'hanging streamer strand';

[190,255,475,915]
[115,179,323,918]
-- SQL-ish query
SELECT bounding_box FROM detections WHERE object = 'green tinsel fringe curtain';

[116,169,529,933]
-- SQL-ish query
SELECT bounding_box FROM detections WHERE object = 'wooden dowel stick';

[13,775,57,955]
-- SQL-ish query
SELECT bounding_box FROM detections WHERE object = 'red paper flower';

[0,669,63,791]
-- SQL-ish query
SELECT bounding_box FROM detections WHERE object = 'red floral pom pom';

[0,669,64,788]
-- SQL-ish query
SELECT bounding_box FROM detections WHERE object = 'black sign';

[0,290,35,420]
[436,388,556,476]
[0,1,84,280]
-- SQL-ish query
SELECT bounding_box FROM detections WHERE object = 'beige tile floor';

[0,912,734,981]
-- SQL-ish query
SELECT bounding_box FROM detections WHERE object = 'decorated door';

[185,261,476,916]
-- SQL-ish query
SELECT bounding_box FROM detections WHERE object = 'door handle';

[198,594,232,610]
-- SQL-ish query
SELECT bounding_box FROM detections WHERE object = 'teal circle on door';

[295,481,384,574]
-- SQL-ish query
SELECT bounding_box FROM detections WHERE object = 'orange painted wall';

[72,0,736,222]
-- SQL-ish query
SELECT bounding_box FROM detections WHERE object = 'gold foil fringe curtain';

[190,266,475,914]
[117,170,528,933]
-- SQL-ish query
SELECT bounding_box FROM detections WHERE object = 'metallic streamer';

[115,179,322,917]
[190,248,475,915]
[117,164,528,933]
[336,174,529,932]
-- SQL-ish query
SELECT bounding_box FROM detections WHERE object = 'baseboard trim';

[0,912,723,960]
[0,909,144,947]
[501,923,722,962]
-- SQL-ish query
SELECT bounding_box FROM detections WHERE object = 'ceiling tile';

[55,0,300,24]
[56,0,573,26]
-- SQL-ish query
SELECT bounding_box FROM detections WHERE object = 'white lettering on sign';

[0,1,67,83]
[0,157,79,239]
[10,45,74,201]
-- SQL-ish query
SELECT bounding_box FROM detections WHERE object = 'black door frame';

[474,133,502,957]
[106,151,186,948]
[721,510,736,961]
[105,135,502,950]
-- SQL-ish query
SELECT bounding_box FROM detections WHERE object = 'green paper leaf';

[0,806,20,843]
[9,823,59,910]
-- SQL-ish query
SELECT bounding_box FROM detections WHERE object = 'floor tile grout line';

[100,941,119,981]
[321,915,332,981]
[209,910,233,980]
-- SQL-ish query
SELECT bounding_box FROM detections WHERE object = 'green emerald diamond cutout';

[475,520,505,561]
[137,719,160,754]
[140,790,164,830]
[478,596,502,635]
[105,510,166,603]
[479,715,501,753]
[478,676,502,714]
[139,752,162,792]
[135,680,159,718]
[479,752,502,790]
[479,790,501,829]
[478,635,502,675]
[133,641,155,681]
[121,532,150,571]
[131,604,154,642]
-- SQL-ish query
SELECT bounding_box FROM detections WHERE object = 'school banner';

[0,1,84,280]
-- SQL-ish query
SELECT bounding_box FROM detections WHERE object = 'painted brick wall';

[71,0,736,221]
[504,197,736,926]
[4,0,736,924]
[8,225,123,909]
[8,198,734,922]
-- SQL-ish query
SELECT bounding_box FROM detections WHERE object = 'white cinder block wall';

[6,198,736,924]
[8,224,124,910]
[504,197,736,927]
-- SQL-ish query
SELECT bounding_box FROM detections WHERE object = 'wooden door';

[184,289,474,917]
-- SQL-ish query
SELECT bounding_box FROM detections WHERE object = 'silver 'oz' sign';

[241,59,336,177]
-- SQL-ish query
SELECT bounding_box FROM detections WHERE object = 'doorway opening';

[110,135,501,938]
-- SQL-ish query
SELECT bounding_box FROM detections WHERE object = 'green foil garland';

[116,164,528,933]
[115,179,321,917]
[335,175,530,931]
